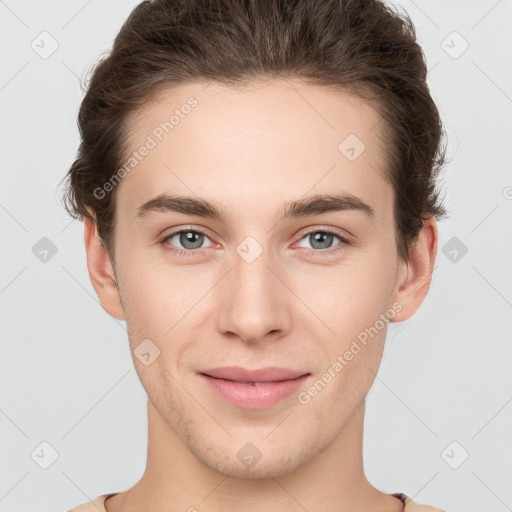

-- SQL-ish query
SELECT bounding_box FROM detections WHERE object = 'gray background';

[1,1,511,511]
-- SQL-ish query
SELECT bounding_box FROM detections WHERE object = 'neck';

[107,399,403,512]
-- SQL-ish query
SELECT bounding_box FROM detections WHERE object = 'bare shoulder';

[67,494,108,512]
[404,496,449,512]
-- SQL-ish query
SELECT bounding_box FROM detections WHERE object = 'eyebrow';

[135,192,375,223]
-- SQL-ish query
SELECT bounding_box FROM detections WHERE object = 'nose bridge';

[216,236,290,343]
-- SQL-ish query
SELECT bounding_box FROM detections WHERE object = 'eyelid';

[158,226,220,255]
[160,224,217,241]
[294,225,353,243]
[291,227,352,256]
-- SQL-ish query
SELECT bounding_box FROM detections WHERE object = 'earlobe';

[390,216,438,323]
[83,214,125,321]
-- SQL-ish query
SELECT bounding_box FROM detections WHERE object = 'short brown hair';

[61,0,448,263]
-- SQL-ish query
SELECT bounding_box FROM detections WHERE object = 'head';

[61,0,448,479]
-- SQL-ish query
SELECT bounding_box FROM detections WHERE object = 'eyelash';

[158,227,352,258]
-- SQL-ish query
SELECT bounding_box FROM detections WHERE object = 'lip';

[200,366,308,382]
[198,366,311,409]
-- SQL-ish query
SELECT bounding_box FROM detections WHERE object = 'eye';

[160,228,214,256]
[294,228,351,255]
[159,226,352,258]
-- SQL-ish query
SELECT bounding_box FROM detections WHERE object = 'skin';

[84,78,438,512]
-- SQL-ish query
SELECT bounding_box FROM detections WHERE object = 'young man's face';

[86,79,436,479]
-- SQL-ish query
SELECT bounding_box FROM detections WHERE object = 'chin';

[186,429,324,480]
[201,450,304,480]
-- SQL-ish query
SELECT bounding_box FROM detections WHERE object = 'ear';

[83,214,125,321]
[390,216,438,322]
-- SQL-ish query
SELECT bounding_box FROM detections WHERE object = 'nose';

[216,243,292,344]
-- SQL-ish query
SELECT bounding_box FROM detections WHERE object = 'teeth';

[236,381,272,386]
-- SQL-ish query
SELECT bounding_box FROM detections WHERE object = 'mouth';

[226,381,282,386]
[198,366,311,409]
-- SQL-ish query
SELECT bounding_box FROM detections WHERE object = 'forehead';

[118,79,392,222]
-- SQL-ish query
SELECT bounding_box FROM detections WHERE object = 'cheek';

[114,261,168,349]
[116,258,201,367]
[297,259,393,329]
[292,255,396,386]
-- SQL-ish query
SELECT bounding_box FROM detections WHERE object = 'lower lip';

[199,373,310,409]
